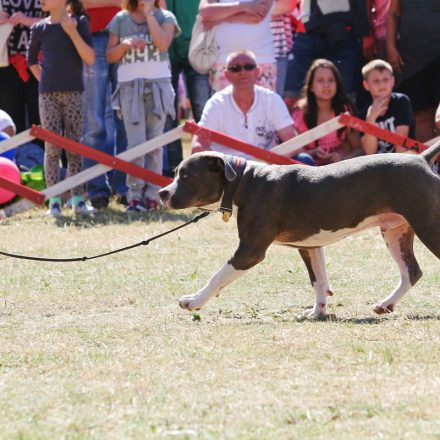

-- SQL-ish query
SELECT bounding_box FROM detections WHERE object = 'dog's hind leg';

[298,247,333,318]
[374,224,422,314]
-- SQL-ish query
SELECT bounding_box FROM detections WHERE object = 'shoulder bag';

[188,14,218,75]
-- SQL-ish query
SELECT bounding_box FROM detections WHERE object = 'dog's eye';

[181,172,189,180]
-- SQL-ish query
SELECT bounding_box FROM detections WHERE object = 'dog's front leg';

[298,247,332,318]
[179,240,268,311]
[179,263,246,311]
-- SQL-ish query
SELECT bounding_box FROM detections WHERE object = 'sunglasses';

[227,63,257,73]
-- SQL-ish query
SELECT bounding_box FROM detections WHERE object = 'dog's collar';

[219,157,247,222]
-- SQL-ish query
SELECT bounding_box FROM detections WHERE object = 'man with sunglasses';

[192,49,297,158]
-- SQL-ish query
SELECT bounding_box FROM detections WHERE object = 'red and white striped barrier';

[1,127,181,217]
[183,121,301,165]
[339,114,429,154]
[0,176,45,205]
[30,125,172,187]
[0,129,35,154]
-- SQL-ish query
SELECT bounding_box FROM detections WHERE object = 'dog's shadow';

[213,307,440,325]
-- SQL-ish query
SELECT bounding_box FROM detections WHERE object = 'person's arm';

[341,128,363,159]
[361,98,389,154]
[27,25,42,81]
[277,124,298,143]
[394,125,412,153]
[61,15,95,65]
[386,0,404,73]
[272,0,294,17]
[29,64,42,81]
[141,3,175,52]
[106,31,132,63]
[199,0,272,22]
[191,132,213,153]
[8,13,43,27]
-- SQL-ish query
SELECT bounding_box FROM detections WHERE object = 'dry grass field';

[1,204,440,439]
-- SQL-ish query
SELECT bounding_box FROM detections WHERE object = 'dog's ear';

[205,155,237,182]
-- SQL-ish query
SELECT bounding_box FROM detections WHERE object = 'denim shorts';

[284,32,361,98]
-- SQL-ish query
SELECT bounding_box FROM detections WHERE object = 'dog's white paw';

[178,295,205,311]
[302,304,327,319]
[373,302,395,315]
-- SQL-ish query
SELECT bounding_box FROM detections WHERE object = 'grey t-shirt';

[108,9,180,81]
[27,15,92,93]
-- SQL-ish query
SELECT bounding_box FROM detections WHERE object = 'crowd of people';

[0,0,439,216]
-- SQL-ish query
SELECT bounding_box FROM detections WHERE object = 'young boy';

[360,59,415,154]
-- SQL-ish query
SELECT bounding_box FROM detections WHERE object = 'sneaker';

[74,201,96,215]
[126,199,147,213]
[144,198,160,211]
[91,196,109,210]
[47,202,62,217]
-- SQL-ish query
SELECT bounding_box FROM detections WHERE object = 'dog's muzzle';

[158,187,172,208]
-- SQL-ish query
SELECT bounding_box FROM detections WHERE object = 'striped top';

[270,14,293,59]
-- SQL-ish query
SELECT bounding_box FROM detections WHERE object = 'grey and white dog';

[159,143,440,318]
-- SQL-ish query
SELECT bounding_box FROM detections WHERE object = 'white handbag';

[188,14,218,75]
[0,2,13,67]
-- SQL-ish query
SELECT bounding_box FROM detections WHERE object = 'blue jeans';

[163,60,211,177]
[275,56,289,97]
[82,31,128,199]
[284,32,361,98]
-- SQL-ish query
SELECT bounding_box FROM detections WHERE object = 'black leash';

[0,211,210,263]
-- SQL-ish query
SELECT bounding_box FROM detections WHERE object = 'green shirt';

[166,0,199,63]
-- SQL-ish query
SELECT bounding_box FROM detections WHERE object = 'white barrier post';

[271,117,343,156]
[0,129,36,153]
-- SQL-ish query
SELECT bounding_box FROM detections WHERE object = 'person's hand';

[0,11,10,25]
[121,37,145,50]
[315,147,332,163]
[245,0,271,18]
[201,18,218,30]
[367,96,389,122]
[326,150,343,163]
[9,11,31,27]
[387,45,404,74]
[140,0,154,16]
[193,130,213,152]
[61,14,78,36]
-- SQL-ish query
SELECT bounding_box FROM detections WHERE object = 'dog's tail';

[422,138,440,164]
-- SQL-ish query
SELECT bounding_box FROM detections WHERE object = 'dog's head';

[159,152,239,210]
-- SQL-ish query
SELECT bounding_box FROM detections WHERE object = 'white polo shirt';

[199,85,293,159]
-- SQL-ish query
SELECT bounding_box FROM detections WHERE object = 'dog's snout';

[158,189,169,201]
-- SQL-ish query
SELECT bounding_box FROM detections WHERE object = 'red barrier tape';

[339,114,429,154]
[183,121,301,165]
[30,125,172,187]
[0,176,45,204]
